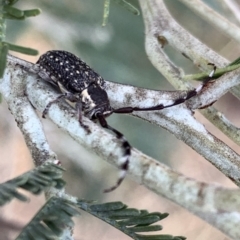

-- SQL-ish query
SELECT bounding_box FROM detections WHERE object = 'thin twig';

[222,0,240,24]
[201,106,240,145]
[179,0,240,44]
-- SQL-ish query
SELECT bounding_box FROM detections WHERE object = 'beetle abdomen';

[36,50,105,93]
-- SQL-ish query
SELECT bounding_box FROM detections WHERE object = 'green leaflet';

[16,197,79,240]
[0,163,65,206]
[77,200,185,240]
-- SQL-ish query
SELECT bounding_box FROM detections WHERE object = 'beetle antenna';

[97,114,130,193]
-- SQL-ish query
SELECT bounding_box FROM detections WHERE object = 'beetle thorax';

[81,83,112,119]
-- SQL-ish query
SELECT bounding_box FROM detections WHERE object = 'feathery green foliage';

[228,56,240,66]
[13,197,187,240]
[0,163,65,206]
[0,0,40,78]
[16,197,79,240]
[77,200,186,240]
[184,62,240,82]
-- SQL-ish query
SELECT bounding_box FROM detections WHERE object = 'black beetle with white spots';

[28,50,214,192]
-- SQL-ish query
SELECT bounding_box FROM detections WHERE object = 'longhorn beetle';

[31,50,215,192]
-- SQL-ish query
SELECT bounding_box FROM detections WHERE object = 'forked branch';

[2,50,240,239]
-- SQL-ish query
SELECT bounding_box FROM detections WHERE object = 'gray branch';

[138,0,240,238]
[0,57,73,240]
[179,0,240,44]
[2,50,240,239]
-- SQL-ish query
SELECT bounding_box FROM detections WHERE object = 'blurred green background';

[1,0,240,239]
